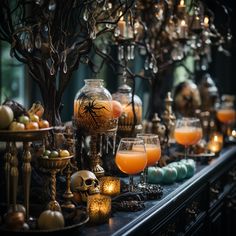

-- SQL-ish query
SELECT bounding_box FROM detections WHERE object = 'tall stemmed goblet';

[136,133,161,186]
[174,117,203,159]
[115,138,147,192]
[216,101,236,140]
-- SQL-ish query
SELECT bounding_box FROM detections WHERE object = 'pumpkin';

[7,204,26,217]
[162,166,177,184]
[168,162,187,181]
[180,159,196,178]
[0,105,14,129]
[38,210,64,230]
[147,166,164,184]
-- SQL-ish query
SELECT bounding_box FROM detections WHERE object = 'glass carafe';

[112,83,143,137]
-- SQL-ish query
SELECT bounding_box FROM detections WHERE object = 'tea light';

[207,140,222,154]
[208,132,223,154]
[210,132,223,145]
[100,176,120,197]
[87,194,111,224]
[231,130,236,138]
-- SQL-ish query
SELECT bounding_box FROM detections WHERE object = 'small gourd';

[162,166,177,184]
[168,162,187,181]
[147,166,164,184]
[38,210,64,230]
[180,159,196,178]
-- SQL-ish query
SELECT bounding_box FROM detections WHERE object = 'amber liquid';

[174,127,203,146]
[133,144,161,166]
[115,150,147,175]
[74,99,113,129]
[216,109,236,124]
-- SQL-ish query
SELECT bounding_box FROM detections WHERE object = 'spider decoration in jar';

[75,93,112,131]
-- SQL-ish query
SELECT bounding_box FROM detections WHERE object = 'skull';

[71,170,100,202]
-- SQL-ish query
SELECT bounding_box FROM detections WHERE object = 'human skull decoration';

[71,170,100,202]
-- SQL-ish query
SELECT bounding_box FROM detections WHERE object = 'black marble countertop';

[75,145,236,236]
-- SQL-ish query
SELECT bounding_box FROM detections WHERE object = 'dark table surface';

[75,145,236,236]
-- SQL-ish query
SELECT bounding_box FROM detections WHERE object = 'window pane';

[0,42,26,105]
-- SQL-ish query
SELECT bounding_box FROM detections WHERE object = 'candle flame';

[180,0,185,7]
[232,130,236,137]
[181,19,186,26]
[204,16,209,26]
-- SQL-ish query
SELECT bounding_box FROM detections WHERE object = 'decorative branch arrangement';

[0,0,135,126]
[0,0,232,126]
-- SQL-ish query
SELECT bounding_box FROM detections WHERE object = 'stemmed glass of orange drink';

[174,117,203,159]
[115,138,147,192]
[216,102,236,138]
[136,133,161,186]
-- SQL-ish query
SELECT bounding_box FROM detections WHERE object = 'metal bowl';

[0,127,53,142]
[38,155,73,170]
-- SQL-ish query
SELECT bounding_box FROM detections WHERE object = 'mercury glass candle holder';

[87,194,111,224]
[100,176,120,197]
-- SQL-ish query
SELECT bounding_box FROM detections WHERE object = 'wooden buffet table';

[76,145,236,236]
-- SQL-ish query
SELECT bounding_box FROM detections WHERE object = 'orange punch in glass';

[115,138,147,192]
[174,117,202,159]
[136,133,161,186]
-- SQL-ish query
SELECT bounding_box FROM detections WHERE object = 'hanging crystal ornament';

[118,45,124,60]
[114,27,120,37]
[153,65,158,74]
[49,57,55,75]
[48,0,56,11]
[144,58,149,70]
[130,45,135,60]
[83,7,89,21]
[35,33,42,49]
[63,52,68,74]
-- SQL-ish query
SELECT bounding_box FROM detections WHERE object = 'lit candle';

[178,0,186,14]
[207,140,222,154]
[118,15,126,38]
[100,176,120,197]
[232,130,236,138]
[203,16,209,28]
[178,19,188,39]
[87,194,111,224]
[210,132,223,146]
[192,15,202,31]
[208,132,223,154]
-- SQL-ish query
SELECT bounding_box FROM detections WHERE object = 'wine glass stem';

[184,145,188,159]
[129,175,134,192]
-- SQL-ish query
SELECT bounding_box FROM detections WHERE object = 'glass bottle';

[74,79,113,133]
[112,83,143,137]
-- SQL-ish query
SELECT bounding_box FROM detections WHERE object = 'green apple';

[49,150,59,158]
[18,115,30,125]
[43,150,51,156]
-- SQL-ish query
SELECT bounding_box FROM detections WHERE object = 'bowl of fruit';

[0,100,52,141]
[38,149,73,170]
